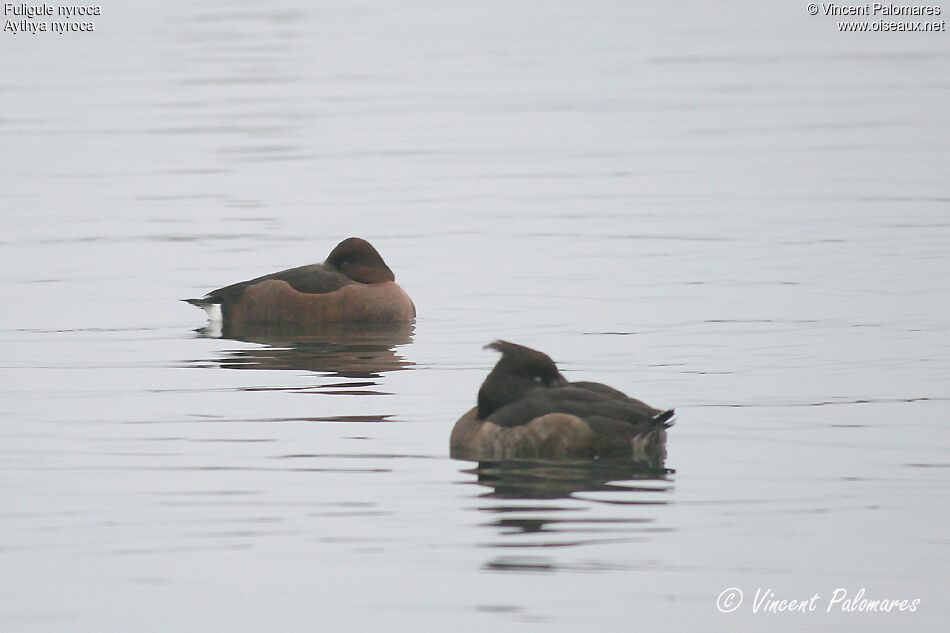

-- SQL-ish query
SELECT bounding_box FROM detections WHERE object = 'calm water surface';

[2,2,948,631]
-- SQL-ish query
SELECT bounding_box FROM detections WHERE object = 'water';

[2,2,948,631]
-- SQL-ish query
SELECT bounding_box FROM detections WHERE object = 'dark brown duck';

[451,341,673,463]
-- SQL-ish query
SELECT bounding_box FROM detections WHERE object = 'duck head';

[326,237,396,284]
[476,340,568,419]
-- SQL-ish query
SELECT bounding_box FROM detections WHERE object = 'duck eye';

[533,375,544,384]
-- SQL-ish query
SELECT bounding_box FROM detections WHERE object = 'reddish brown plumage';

[224,279,415,324]
[185,237,415,324]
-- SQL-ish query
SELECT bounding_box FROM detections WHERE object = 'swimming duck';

[451,341,673,462]
[184,237,415,324]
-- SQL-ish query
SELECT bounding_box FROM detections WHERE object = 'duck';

[184,237,415,324]
[451,341,673,463]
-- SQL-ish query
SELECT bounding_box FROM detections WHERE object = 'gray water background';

[2,2,948,631]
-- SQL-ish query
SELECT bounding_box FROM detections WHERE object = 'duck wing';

[489,383,674,432]
[200,264,353,304]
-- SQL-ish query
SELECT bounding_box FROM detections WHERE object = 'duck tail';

[654,409,675,428]
[183,297,223,323]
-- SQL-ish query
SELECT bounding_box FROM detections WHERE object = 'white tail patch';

[202,303,223,323]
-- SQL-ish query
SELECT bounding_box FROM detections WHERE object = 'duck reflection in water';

[461,458,673,500]
[191,321,414,379]
[461,460,674,564]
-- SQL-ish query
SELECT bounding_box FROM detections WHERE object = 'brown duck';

[451,341,673,462]
[184,237,415,324]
